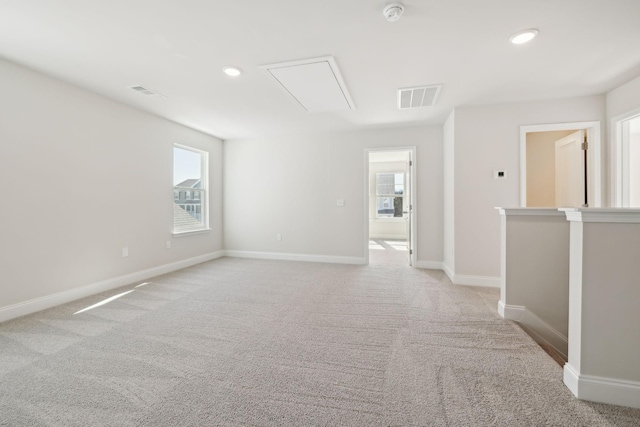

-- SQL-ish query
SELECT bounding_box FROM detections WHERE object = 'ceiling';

[1,0,640,140]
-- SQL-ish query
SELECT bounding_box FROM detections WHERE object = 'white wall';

[500,211,570,357]
[452,96,605,279]
[443,111,455,274]
[369,161,407,240]
[0,58,223,310]
[607,75,640,206]
[526,130,575,207]
[223,126,443,264]
[606,74,640,119]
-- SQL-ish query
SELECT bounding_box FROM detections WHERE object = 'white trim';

[564,364,580,396]
[561,207,640,223]
[452,274,501,288]
[433,263,499,288]
[224,250,366,265]
[499,302,526,321]
[518,308,568,359]
[611,107,640,207]
[497,300,506,317]
[172,228,212,237]
[564,364,640,409]
[173,143,209,232]
[409,149,417,267]
[0,251,225,324]
[496,207,565,217]
[364,149,370,265]
[519,121,602,208]
[500,303,568,360]
[442,262,455,283]
[364,147,417,267]
[259,56,355,111]
[414,260,444,270]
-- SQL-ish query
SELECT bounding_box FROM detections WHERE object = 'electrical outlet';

[493,170,507,179]
[277,234,282,241]
[166,241,171,249]
[122,247,129,257]
[336,199,345,207]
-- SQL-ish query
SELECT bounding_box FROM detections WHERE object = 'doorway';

[612,109,640,207]
[520,122,602,207]
[365,148,416,266]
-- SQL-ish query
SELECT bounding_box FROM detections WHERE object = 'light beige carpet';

[1,257,639,426]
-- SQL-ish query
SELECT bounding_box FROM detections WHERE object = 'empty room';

[1,0,640,425]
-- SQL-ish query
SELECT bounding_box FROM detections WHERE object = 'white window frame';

[172,143,209,235]
[375,172,404,219]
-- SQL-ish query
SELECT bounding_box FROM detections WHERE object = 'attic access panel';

[261,56,355,113]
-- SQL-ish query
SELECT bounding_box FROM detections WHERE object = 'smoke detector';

[383,3,405,22]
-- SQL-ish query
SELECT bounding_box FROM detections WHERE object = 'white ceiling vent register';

[260,56,355,113]
[130,85,166,99]
[398,85,442,109]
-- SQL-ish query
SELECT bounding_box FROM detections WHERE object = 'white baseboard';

[414,260,444,270]
[0,251,225,324]
[442,263,455,282]
[453,274,501,288]
[498,300,506,317]
[224,250,366,265]
[520,310,567,359]
[500,302,567,359]
[564,364,640,409]
[440,264,499,288]
[498,301,525,320]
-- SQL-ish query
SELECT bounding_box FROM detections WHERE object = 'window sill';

[172,228,211,237]
[371,217,406,222]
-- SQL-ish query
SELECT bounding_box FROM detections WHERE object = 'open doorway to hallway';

[366,149,415,266]
[519,122,602,207]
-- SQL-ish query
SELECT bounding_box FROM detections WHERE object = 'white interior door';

[555,130,586,207]
[404,159,412,266]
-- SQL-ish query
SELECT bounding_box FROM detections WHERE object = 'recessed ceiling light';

[222,66,242,77]
[509,29,539,45]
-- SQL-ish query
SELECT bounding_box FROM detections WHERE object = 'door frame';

[364,147,417,266]
[519,121,602,207]
[611,107,640,207]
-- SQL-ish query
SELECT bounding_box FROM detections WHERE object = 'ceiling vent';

[260,56,355,113]
[130,85,166,99]
[398,85,442,109]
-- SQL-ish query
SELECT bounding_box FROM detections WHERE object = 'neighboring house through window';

[376,173,404,218]
[173,144,208,233]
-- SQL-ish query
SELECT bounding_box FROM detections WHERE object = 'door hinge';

[410,249,413,254]
[581,141,588,150]
[409,160,413,166]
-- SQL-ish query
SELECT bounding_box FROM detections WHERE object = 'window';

[376,173,404,218]
[173,144,208,233]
